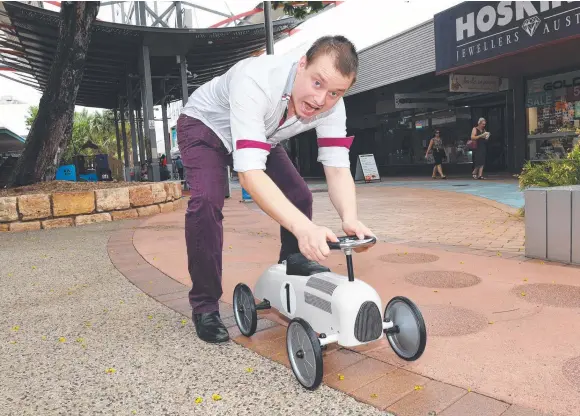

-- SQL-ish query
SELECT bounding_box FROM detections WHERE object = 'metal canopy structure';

[0,1,300,109]
[0,1,304,183]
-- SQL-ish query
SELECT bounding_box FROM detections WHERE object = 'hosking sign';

[435,1,580,74]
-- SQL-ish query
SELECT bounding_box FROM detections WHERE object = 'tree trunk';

[9,1,100,187]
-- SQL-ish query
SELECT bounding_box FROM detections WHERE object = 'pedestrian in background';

[425,129,447,179]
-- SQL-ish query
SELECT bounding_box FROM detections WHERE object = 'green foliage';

[518,144,580,190]
[271,1,325,19]
[25,105,131,163]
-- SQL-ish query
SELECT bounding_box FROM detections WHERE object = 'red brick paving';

[110,187,579,416]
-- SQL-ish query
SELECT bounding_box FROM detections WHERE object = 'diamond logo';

[522,16,541,37]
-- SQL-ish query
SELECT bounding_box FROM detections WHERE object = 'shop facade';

[291,1,580,178]
[434,1,580,167]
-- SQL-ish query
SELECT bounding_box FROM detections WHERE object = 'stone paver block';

[137,205,160,217]
[129,185,154,207]
[42,218,74,230]
[439,392,510,416]
[324,357,396,394]
[0,196,18,222]
[164,183,175,201]
[17,194,51,220]
[501,405,554,416]
[111,209,139,221]
[173,182,182,199]
[95,187,130,212]
[351,368,429,410]
[0,223,9,232]
[322,349,366,377]
[151,183,167,204]
[159,202,174,214]
[75,213,112,226]
[386,380,467,416]
[52,192,95,217]
[10,221,41,232]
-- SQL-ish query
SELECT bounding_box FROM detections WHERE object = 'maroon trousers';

[176,114,313,314]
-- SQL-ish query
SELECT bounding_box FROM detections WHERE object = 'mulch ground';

[0,180,152,197]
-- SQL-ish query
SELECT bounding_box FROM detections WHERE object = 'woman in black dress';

[471,117,489,179]
[425,129,447,179]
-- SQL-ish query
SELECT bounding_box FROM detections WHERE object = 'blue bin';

[242,187,252,201]
[55,164,76,181]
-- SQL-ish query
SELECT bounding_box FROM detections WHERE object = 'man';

[177,35,374,344]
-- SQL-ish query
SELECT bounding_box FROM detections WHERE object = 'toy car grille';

[305,276,337,296]
[354,301,382,343]
[304,292,332,314]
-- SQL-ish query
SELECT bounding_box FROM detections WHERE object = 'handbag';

[466,139,478,150]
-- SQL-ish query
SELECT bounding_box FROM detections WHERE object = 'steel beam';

[113,108,122,162]
[118,96,131,181]
[264,1,274,55]
[161,87,172,176]
[140,44,160,181]
[136,107,146,169]
[176,1,189,105]
[126,78,139,178]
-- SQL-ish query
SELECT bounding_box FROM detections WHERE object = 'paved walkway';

[0,222,385,416]
[231,176,525,209]
[132,187,580,416]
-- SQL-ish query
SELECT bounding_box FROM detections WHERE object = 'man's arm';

[230,75,337,261]
[324,165,357,223]
[315,100,373,242]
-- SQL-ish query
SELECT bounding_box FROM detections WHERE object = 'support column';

[119,97,130,181]
[127,78,139,179]
[136,107,146,168]
[113,108,122,162]
[512,76,527,173]
[161,81,172,177]
[264,1,274,54]
[176,1,189,105]
[140,44,160,182]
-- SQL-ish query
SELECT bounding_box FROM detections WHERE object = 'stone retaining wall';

[0,182,185,232]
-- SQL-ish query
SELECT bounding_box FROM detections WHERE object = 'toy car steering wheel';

[328,235,377,250]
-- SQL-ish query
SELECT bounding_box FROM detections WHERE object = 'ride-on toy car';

[233,235,427,390]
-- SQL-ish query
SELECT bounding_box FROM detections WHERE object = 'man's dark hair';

[305,35,359,84]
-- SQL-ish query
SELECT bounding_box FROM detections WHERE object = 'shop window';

[526,70,580,161]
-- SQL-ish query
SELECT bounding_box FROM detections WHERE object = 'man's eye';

[314,81,321,87]
[329,92,338,97]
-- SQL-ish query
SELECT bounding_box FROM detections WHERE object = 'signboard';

[526,69,580,107]
[394,93,448,109]
[354,154,380,183]
[449,74,500,93]
[435,2,580,73]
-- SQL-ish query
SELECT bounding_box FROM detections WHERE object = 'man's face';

[290,53,354,119]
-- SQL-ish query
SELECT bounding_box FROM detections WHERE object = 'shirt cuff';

[233,145,270,172]
[317,136,353,168]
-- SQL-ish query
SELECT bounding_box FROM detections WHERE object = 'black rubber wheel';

[233,283,257,337]
[286,318,323,390]
[384,296,427,361]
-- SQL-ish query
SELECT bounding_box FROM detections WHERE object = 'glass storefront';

[526,69,580,161]
[374,106,477,168]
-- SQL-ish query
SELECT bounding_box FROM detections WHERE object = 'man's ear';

[298,55,307,68]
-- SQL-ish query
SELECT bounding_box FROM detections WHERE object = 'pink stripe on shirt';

[317,136,354,149]
[236,140,272,152]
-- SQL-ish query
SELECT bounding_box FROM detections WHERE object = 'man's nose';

[313,91,326,107]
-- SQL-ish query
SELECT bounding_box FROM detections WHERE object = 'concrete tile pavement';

[129,187,579,416]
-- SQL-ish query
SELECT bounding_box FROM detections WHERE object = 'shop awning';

[0,1,300,109]
[0,127,25,153]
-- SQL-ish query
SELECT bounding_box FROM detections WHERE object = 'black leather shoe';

[192,311,230,343]
[285,253,331,276]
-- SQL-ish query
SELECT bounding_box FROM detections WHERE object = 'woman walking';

[470,118,489,179]
[425,129,447,179]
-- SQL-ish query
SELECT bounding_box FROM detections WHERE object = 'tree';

[25,105,132,165]
[271,2,326,19]
[9,1,100,187]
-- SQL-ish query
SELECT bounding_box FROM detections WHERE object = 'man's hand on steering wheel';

[342,220,375,253]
